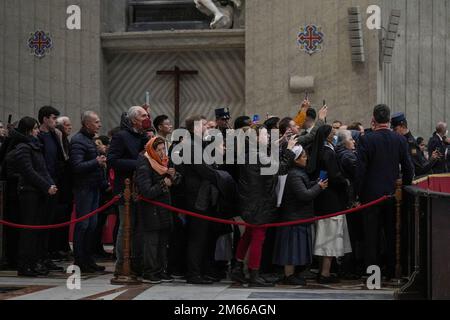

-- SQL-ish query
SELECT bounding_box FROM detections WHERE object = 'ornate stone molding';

[101,29,245,53]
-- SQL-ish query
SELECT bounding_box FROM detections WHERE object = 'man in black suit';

[391,112,440,176]
[427,122,449,173]
[355,104,414,279]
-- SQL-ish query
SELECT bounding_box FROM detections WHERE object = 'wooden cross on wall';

[157,66,199,128]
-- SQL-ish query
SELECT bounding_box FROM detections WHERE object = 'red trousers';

[235,227,268,270]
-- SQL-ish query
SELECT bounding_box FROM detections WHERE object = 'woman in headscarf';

[135,137,181,284]
[274,145,328,286]
[307,125,352,284]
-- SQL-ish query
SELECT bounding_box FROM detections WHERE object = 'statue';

[194,0,243,29]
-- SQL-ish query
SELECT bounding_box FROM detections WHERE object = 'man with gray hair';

[52,116,74,260]
[108,106,151,280]
[69,111,107,273]
[428,122,449,173]
[56,116,73,137]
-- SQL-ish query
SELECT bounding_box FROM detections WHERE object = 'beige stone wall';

[378,0,450,139]
[245,0,381,127]
[0,0,103,132]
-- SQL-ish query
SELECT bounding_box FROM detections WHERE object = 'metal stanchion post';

[111,179,140,285]
[0,181,5,262]
[392,179,406,286]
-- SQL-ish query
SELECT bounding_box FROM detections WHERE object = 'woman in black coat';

[307,125,352,284]
[14,117,57,277]
[231,125,297,287]
[336,129,364,279]
[135,137,181,284]
[273,145,328,286]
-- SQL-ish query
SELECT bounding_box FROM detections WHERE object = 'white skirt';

[314,215,352,258]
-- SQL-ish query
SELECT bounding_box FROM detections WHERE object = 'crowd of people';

[0,101,449,287]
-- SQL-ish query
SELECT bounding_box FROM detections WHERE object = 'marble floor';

[0,262,397,301]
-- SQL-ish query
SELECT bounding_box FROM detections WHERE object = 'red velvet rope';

[0,195,121,230]
[137,195,391,228]
[0,193,390,230]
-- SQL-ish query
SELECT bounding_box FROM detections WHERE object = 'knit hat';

[292,145,304,160]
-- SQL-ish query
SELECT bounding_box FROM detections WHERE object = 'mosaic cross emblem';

[28,31,53,58]
[297,25,324,55]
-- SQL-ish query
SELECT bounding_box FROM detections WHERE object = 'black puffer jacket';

[135,155,181,232]
[107,113,149,195]
[0,129,28,182]
[69,128,105,189]
[280,167,322,222]
[238,147,295,225]
[335,144,357,181]
[14,135,54,195]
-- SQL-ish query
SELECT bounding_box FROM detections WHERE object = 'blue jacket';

[355,129,414,203]
[69,128,105,189]
[107,115,148,195]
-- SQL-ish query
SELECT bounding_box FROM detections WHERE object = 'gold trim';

[413,174,450,185]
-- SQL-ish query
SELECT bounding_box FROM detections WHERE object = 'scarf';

[144,137,169,176]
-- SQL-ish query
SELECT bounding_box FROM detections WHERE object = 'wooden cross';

[157,66,199,128]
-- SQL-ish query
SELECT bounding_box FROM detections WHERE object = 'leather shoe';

[44,260,64,272]
[142,275,162,284]
[79,264,96,274]
[18,268,39,277]
[282,275,307,286]
[317,274,340,284]
[187,276,213,285]
[34,263,50,276]
[249,270,275,288]
[203,274,221,283]
[89,263,106,272]
[159,272,174,283]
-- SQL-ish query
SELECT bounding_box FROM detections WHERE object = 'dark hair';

[347,122,363,131]
[185,115,206,133]
[96,135,110,146]
[18,117,39,135]
[152,137,166,150]
[393,119,408,128]
[108,127,121,138]
[234,116,252,129]
[416,137,424,145]
[333,120,343,125]
[250,124,267,136]
[306,108,317,120]
[263,117,280,131]
[279,117,293,136]
[38,106,60,124]
[153,115,169,131]
[373,104,390,124]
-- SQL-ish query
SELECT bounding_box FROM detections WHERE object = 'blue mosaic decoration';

[28,31,53,58]
[297,25,324,55]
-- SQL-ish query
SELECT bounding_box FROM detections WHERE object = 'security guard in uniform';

[391,112,440,176]
[215,107,232,137]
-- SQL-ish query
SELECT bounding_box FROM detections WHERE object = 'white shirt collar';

[325,141,334,151]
